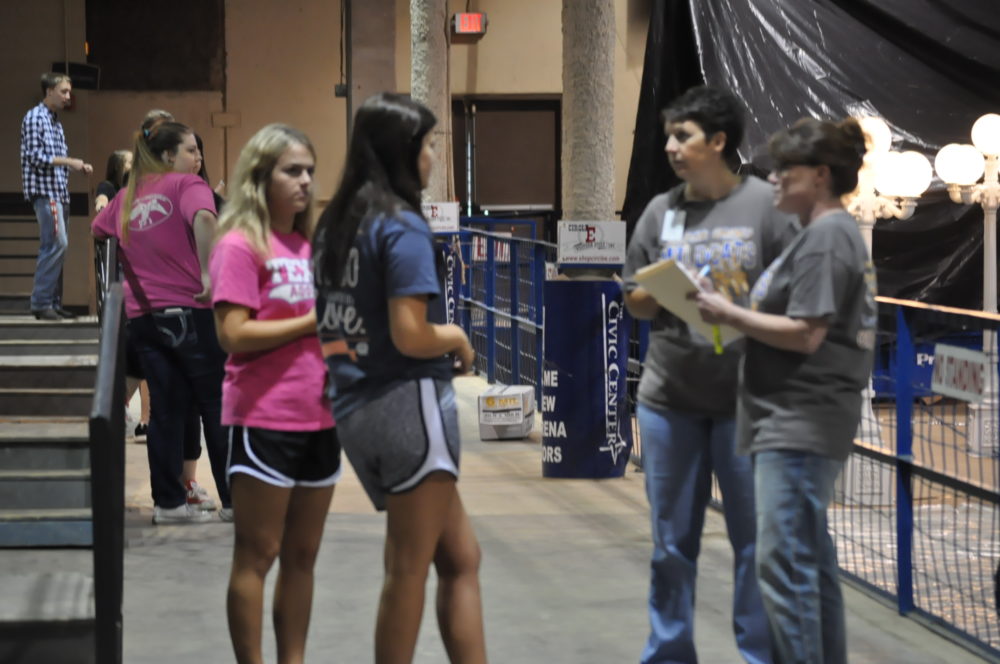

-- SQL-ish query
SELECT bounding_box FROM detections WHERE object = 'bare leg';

[227,475,291,664]
[139,380,150,423]
[181,407,203,485]
[435,493,487,664]
[273,485,335,664]
[376,472,457,664]
[182,459,198,485]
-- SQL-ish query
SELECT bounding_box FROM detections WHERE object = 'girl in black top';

[94,149,131,212]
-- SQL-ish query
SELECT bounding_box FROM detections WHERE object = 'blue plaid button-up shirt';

[20,102,69,204]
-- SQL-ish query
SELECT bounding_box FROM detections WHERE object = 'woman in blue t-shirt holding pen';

[313,92,486,664]
[694,117,877,663]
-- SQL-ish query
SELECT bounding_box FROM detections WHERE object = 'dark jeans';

[128,307,230,509]
[126,326,202,460]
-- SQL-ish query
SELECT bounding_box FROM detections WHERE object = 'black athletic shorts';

[226,425,341,488]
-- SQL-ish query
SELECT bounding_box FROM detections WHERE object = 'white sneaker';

[218,507,234,522]
[125,411,137,440]
[185,480,218,511]
[153,503,213,524]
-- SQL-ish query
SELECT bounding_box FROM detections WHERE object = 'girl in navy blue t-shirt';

[313,92,486,663]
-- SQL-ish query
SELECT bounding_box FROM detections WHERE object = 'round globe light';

[873,152,905,197]
[890,151,933,197]
[934,143,985,185]
[858,116,892,153]
[971,113,1000,156]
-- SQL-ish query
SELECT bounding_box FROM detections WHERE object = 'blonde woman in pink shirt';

[209,124,337,664]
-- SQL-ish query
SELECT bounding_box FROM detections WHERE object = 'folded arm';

[214,304,317,355]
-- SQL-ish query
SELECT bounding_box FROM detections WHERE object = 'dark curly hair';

[662,85,746,162]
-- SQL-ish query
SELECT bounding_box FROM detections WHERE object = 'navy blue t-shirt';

[316,209,452,419]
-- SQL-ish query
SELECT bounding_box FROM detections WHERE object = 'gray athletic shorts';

[337,377,460,511]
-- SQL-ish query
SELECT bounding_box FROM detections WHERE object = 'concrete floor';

[69,374,1000,661]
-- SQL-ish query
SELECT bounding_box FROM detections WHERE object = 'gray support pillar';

[411,0,453,201]
[561,0,615,221]
[346,0,396,138]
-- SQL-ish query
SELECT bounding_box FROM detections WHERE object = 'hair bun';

[837,118,867,159]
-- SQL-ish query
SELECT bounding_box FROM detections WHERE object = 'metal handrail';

[88,282,125,664]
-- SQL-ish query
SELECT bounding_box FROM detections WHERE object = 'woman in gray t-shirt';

[695,117,876,664]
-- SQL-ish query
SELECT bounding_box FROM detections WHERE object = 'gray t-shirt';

[623,176,799,416]
[738,209,877,460]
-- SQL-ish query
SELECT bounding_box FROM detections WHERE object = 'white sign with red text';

[471,232,512,262]
[931,343,987,403]
[421,201,460,233]
[556,220,626,266]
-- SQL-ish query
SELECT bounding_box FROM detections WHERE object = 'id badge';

[659,208,686,259]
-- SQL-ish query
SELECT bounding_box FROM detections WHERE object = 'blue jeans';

[128,307,230,509]
[638,404,771,664]
[30,197,67,310]
[754,450,846,664]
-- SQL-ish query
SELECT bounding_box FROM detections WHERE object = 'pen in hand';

[697,264,724,355]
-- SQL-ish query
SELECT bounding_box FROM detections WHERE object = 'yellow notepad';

[632,259,743,345]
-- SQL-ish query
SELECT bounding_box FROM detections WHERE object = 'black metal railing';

[88,266,125,663]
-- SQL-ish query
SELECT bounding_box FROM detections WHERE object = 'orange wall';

[394,0,648,208]
[0,0,649,310]
[1,0,649,217]
[1,0,91,307]
[224,0,348,201]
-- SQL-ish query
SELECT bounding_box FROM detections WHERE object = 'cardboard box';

[478,385,535,440]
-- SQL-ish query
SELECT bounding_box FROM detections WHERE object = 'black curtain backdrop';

[621,0,703,230]
[623,0,1000,307]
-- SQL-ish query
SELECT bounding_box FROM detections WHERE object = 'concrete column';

[562,0,615,221]
[410,0,453,202]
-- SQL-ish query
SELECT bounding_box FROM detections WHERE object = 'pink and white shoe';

[185,480,218,511]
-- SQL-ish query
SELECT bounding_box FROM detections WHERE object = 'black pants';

[127,307,230,509]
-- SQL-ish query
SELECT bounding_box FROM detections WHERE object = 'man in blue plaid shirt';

[20,73,92,320]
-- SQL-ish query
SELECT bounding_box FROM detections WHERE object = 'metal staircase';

[0,217,37,313]
[0,224,125,664]
[0,313,100,663]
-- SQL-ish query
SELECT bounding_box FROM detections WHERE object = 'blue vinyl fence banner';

[873,330,981,399]
[542,280,632,478]
[435,238,463,327]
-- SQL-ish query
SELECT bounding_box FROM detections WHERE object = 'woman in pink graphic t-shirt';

[209,124,337,664]
[91,120,231,526]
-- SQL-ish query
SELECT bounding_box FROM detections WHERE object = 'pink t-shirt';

[91,172,216,319]
[209,229,333,431]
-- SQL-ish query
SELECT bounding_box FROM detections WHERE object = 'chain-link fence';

[455,223,999,658]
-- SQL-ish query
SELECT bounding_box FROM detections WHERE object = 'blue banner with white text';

[542,280,632,478]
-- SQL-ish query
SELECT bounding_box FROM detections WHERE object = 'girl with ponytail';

[92,117,231,524]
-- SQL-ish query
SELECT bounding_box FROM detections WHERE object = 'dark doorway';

[452,97,560,241]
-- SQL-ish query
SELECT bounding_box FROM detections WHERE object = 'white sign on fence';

[421,201,460,233]
[471,232,512,262]
[931,343,987,403]
[556,220,626,266]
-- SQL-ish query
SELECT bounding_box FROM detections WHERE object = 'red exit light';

[452,12,487,36]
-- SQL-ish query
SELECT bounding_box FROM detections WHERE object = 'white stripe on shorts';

[297,465,343,488]
[391,377,459,493]
[227,426,295,488]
